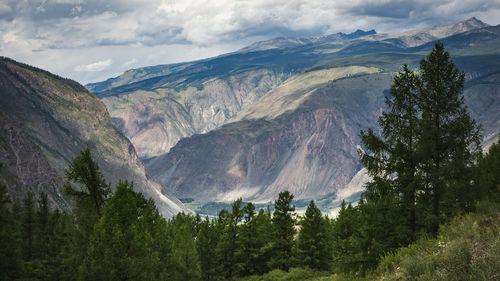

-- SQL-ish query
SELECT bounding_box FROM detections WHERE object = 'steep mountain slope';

[0,57,187,217]
[146,70,390,202]
[145,23,500,204]
[0,109,65,208]
[87,18,488,161]
[87,18,500,207]
[100,68,289,158]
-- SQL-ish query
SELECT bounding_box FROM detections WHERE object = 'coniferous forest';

[1,44,500,281]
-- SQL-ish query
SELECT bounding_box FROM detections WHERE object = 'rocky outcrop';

[146,72,391,202]
[103,69,288,158]
[0,57,187,218]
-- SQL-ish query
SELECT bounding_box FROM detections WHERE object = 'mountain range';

[1,17,499,217]
[86,17,500,214]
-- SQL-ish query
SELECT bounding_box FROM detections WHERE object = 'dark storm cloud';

[347,0,420,18]
[345,0,500,25]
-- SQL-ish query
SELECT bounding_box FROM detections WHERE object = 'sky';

[1,0,500,85]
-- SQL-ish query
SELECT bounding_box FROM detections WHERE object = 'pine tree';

[0,184,23,280]
[35,193,50,259]
[237,202,258,276]
[360,64,421,239]
[478,136,500,200]
[269,191,296,271]
[296,200,332,270]
[215,198,243,279]
[356,180,409,272]
[169,223,201,281]
[45,209,74,281]
[213,209,230,279]
[360,42,481,239]
[64,149,113,280]
[196,217,218,281]
[65,148,111,217]
[80,181,164,281]
[22,191,36,262]
[418,42,481,233]
[252,208,273,275]
[331,201,361,273]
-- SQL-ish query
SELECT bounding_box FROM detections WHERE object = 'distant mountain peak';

[464,16,487,26]
[240,29,377,52]
[312,29,376,42]
[360,16,491,48]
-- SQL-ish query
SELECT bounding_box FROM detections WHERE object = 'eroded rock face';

[101,69,288,158]
[89,18,490,162]
[0,110,66,209]
[146,73,391,202]
[92,20,500,205]
[0,57,187,218]
[145,54,500,204]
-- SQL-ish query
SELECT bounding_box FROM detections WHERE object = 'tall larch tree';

[418,42,481,233]
[295,200,332,270]
[360,64,421,239]
[269,191,296,272]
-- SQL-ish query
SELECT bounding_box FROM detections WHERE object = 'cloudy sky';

[1,0,499,84]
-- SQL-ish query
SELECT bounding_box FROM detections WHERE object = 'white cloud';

[2,31,17,43]
[75,58,112,72]
[121,58,137,68]
[1,0,499,84]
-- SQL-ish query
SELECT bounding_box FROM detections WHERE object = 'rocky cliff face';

[0,57,187,218]
[146,71,391,202]
[0,110,66,208]
[89,19,500,205]
[88,18,489,162]
[102,69,288,158]
[145,24,500,203]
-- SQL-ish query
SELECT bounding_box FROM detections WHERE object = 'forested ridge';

[1,43,499,281]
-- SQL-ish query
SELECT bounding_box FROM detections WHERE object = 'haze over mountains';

[84,17,500,212]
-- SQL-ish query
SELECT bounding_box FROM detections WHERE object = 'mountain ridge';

[0,57,187,217]
[86,18,500,209]
[238,29,377,52]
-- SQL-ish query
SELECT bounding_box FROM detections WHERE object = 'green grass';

[184,201,205,212]
[376,200,500,281]
[237,268,372,281]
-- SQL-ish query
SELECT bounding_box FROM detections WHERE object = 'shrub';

[376,200,499,281]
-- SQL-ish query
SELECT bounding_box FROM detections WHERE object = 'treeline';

[1,43,499,281]
[1,138,498,281]
[0,150,333,280]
